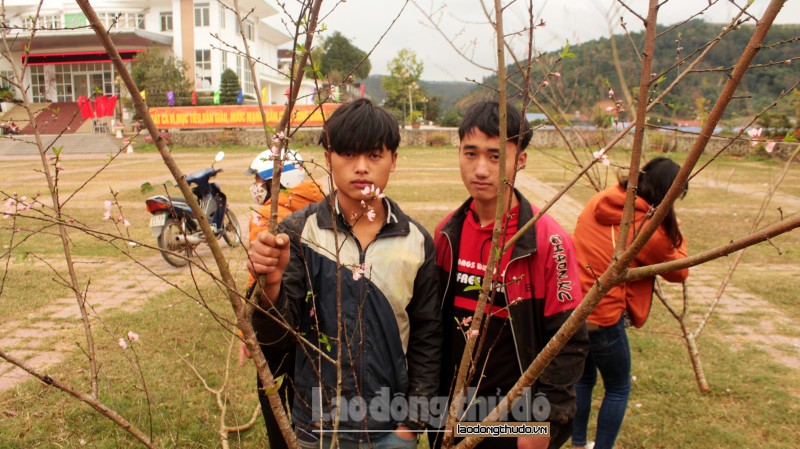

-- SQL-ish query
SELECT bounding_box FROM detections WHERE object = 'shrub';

[426,132,451,147]
[220,69,241,105]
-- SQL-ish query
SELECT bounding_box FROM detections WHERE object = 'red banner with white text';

[148,104,339,129]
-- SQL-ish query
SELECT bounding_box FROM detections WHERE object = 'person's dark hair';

[620,157,687,247]
[319,98,400,155]
[458,101,532,150]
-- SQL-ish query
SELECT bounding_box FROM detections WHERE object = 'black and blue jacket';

[253,195,441,441]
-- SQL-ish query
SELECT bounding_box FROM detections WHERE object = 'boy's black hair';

[319,98,401,155]
[458,101,532,150]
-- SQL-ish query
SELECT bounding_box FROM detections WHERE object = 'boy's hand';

[247,231,291,285]
[248,231,291,304]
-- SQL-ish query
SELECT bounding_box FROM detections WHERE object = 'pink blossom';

[552,72,561,78]
[765,141,776,153]
[2,214,10,219]
[4,198,14,208]
[123,219,131,227]
[20,196,27,202]
[461,316,473,327]
[352,264,367,281]
[271,145,280,157]
[309,308,315,318]
[601,155,611,166]
[606,106,615,113]
[747,128,762,138]
[592,149,606,159]
[360,200,366,208]
[127,331,139,342]
[118,338,128,350]
[468,329,479,338]
[608,88,615,98]
[361,185,371,196]
[540,80,549,88]
[366,208,376,222]
[374,187,385,199]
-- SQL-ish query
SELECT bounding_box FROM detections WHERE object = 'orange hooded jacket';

[573,185,688,328]
[248,180,324,244]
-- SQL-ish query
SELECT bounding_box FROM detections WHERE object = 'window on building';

[237,55,255,96]
[195,50,212,91]
[244,20,254,40]
[64,13,88,28]
[235,19,255,41]
[55,65,73,102]
[23,15,62,30]
[96,12,145,29]
[29,66,46,102]
[219,5,225,29]
[194,3,210,27]
[160,12,173,31]
[1,70,14,89]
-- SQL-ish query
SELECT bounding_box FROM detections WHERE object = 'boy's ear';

[517,151,528,171]
[390,151,398,172]
[324,150,332,169]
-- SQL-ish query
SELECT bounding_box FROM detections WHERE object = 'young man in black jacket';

[248,99,441,448]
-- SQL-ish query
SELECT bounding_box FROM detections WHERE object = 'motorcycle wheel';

[158,217,190,267]
[223,209,242,247]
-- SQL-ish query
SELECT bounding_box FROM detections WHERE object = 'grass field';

[1,144,799,448]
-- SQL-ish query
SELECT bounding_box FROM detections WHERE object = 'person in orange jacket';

[243,148,324,449]
[571,157,689,449]
[247,149,324,242]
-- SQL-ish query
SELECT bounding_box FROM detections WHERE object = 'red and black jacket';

[434,191,588,425]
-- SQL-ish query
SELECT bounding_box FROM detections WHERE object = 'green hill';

[475,19,799,124]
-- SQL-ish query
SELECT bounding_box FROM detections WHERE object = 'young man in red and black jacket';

[430,101,588,449]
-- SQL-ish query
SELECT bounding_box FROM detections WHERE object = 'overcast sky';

[268,0,800,82]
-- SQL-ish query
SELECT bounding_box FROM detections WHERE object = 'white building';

[0,0,311,106]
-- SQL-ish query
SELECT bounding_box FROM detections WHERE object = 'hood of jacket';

[593,184,652,226]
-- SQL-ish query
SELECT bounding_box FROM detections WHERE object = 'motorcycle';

[145,151,241,267]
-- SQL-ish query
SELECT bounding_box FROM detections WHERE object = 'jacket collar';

[441,189,537,259]
[315,193,410,238]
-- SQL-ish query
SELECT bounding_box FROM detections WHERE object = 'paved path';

[0,220,248,392]
[0,134,125,156]
[0,253,184,390]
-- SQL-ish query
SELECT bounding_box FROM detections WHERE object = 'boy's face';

[459,128,527,206]
[325,146,397,205]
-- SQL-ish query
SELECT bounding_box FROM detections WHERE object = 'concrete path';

[0,134,126,156]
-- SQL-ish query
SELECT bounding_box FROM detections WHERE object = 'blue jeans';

[572,317,632,449]
[297,431,418,449]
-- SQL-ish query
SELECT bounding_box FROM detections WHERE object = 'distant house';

[0,0,312,105]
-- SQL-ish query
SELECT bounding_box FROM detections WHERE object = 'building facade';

[0,0,311,107]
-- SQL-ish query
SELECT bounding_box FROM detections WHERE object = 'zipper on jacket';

[503,254,531,377]
[440,232,454,310]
